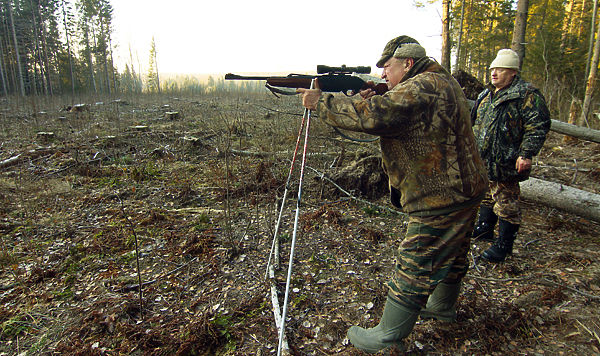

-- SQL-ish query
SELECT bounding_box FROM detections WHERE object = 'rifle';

[225,64,388,97]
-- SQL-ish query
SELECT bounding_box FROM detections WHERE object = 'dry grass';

[0,92,599,356]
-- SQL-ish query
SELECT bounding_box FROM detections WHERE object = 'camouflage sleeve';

[471,89,489,126]
[315,80,428,136]
[518,91,551,159]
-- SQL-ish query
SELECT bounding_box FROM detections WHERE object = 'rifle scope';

[317,65,371,75]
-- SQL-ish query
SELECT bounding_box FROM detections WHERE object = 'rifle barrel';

[225,73,315,80]
[224,73,273,80]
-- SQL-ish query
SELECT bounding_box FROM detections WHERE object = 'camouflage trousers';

[388,204,478,310]
[481,181,521,225]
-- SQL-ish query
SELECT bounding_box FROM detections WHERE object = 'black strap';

[332,126,379,143]
[265,84,299,97]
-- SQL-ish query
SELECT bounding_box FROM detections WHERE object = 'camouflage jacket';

[316,60,488,216]
[472,76,551,182]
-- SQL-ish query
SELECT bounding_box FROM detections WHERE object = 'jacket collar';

[399,57,438,84]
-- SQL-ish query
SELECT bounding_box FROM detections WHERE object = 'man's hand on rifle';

[298,79,379,110]
[297,79,322,111]
[358,80,377,100]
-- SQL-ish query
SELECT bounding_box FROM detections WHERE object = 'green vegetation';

[211,314,236,351]
[1,316,31,338]
[362,206,381,217]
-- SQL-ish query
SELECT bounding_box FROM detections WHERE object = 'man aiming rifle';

[298,35,488,354]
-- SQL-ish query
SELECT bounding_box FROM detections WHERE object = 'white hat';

[490,49,520,70]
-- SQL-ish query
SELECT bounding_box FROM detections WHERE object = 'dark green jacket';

[472,76,551,182]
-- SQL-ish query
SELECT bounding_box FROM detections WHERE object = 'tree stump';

[37,132,55,142]
[165,112,180,120]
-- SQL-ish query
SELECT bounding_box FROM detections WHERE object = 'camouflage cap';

[376,35,427,68]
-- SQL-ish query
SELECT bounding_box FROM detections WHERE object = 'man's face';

[491,68,517,90]
[382,57,411,90]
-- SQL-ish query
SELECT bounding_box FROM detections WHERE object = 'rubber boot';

[481,219,519,263]
[419,281,461,322]
[472,206,498,242]
[347,294,420,354]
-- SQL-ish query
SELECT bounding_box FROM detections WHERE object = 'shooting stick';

[264,100,311,277]
[267,79,315,356]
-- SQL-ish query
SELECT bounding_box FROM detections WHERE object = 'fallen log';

[0,154,22,168]
[550,119,600,144]
[520,177,600,223]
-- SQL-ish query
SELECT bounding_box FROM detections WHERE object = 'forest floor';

[0,92,599,356]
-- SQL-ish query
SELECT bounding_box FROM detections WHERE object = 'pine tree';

[147,36,160,93]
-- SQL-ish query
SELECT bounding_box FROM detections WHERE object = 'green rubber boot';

[419,282,461,322]
[347,294,419,354]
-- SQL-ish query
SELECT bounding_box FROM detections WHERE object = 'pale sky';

[111,1,443,76]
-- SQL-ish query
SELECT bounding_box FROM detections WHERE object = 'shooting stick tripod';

[265,80,315,356]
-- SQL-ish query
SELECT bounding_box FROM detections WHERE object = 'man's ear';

[405,58,415,69]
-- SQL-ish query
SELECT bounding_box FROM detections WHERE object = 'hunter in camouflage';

[315,58,488,217]
[471,49,551,264]
[472,77,551,183]
[298,35,488,354]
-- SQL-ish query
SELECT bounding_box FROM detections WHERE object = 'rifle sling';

[332,126,379,143]
[265,84,299,97]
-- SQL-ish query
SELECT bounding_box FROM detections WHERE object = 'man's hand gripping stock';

[297,78,379,111]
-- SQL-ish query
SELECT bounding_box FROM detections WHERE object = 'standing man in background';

[298,35,488,354]
[471,49,551,263]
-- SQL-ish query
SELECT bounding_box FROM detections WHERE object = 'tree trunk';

[454,0,466,72]
[0,33,8,95]
[585,0,599,82]
[577,0,590,39]
[108,33,116,93]
[464,0,474,73]
[61,0,75,99]
[567,99,581,125]
[84,26,97,93]
[511,0,529,68]
[520,178,600,223]
[559,0,576,59]
[564,99,581,143]
[8,1,25,96]
[441,0,452,71]
[92,25,101,92]
[579,9,600,127]
[39,8,53,96]
[30,0,47,95]
[155,47,160,93]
